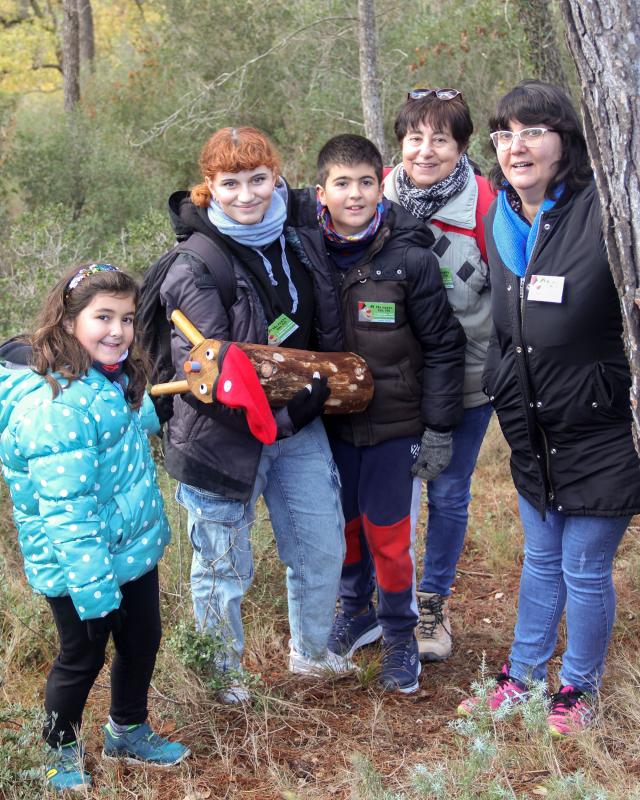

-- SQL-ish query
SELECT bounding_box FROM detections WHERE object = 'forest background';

[0,1,639,798]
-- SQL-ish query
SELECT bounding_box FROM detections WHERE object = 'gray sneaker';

[416,591,452,661]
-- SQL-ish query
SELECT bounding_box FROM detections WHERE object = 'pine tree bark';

[516,0,571,93]
[559,0,640,449]
[357,0,388,161]
[78,0,95,69]
[62,0,80,110]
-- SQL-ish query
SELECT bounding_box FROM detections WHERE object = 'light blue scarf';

[207,181,298,313]
[492,186,562,277]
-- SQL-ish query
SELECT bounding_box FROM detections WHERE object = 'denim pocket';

[176,482,245,525]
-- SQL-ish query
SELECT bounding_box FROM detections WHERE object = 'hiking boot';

[547,686,595,737]
[416,591,452,661]
[102,722,190,766]
[380,637,421,694]
[288,641,356,677]
[457,664,528,716]
[45,741,92,793]
[327,605,382,659]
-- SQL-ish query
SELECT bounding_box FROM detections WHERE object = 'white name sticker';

[528,274,565,303]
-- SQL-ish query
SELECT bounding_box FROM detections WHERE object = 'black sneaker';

[327,605,382,658]
[380,637,421,694]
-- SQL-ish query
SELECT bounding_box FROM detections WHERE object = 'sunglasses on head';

[407,88,461,101]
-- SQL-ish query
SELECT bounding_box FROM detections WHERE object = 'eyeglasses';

[489,127,555,150]
[407,88,461,101]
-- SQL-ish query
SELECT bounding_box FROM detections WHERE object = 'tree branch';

[132,14,355,147]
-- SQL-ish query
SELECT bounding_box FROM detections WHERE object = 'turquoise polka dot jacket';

[0,364,171,620]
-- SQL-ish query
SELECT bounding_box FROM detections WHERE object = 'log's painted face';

[206,165,276,224]
[496,119,563,207]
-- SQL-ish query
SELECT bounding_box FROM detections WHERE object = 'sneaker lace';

[417,594,445,637]
[550,688,584,713]
[383,640,411,669]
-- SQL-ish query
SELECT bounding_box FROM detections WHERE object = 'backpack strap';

[473,175,496,265]
[178,231,236,311]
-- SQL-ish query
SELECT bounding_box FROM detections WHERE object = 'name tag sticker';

[528,274,565,303]
[358,301,396,323]
[267,314,299,345]
[440,267,455,289]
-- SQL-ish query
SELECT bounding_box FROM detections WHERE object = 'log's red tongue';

[215,343,277,445]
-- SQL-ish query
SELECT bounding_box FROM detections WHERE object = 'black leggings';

[44,567,161,747]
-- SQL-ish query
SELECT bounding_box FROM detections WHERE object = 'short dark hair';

[316,134,383,186]
[393,93,473,150]
[488,79,592,196]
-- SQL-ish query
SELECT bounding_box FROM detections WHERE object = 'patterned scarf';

[396,153,470,220]
[317,200,385,243]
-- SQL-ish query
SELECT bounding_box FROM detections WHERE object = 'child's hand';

[411,428,453,481]
[85,608,126,642]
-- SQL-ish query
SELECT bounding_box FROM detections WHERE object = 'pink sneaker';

[457,664,528,716]
[547,686,594,737]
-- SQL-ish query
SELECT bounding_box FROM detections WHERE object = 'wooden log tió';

[149,309,374,414]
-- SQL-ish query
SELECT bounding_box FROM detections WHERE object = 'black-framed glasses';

[407,88,461,101]
[489,127,555,150]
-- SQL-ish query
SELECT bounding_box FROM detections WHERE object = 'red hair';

[190,127,281,207]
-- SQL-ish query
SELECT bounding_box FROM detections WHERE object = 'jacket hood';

[0,364,44,436]
[168,190,213,241]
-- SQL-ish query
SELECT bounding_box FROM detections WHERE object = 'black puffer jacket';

[288,191,466,446]
[160,190,319,503]
[484,181,640,516]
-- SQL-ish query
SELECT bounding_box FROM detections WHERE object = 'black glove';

[85,608,126,642]
[411,428,453,481]
[286,373,331,432]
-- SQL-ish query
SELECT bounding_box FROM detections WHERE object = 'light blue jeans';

[419,403,493,595]
[176,417,345,672]
[509,494,630,692]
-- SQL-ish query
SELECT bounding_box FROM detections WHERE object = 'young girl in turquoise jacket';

[0,264,189,792]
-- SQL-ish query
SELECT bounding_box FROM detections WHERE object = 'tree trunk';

[357,0,388,162]
[62,0,80,110]
[78,0,95,69]
[516,0,571,93]
[559,0,640,449]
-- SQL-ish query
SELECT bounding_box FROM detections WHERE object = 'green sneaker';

[102,722,190,766]
[45,741,92,793]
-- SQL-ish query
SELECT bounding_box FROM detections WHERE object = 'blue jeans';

[419,403,493,595]
[510,495,630,692]
[176,418,345,671]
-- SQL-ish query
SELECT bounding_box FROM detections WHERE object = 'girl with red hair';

[159,127,350,700]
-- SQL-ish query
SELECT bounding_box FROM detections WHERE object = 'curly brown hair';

[30,265,150,409]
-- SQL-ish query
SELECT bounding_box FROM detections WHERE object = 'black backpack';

[137,231,236,424]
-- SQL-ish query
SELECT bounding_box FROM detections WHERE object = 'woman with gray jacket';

[385,90,494,662]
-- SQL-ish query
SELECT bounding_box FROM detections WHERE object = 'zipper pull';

[519,278,525,300]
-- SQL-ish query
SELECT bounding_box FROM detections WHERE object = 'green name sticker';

[358,301,396,323]
[267,314,299,346]
[440,267,454,289]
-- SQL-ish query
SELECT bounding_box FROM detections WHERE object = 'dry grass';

[1,419,640,798]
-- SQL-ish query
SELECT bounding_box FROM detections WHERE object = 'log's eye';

[205,349,215,360]
[199,383,208,395]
